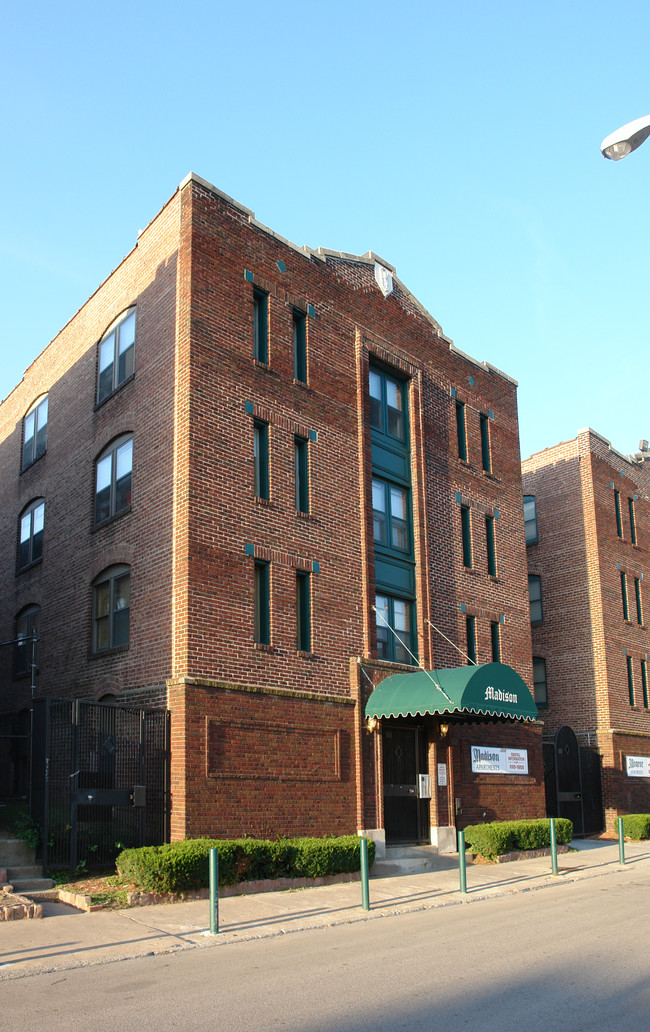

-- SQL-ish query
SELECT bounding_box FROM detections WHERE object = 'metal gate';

[31,698,170,873]
[543,725,604,836]
[382,724,430,845]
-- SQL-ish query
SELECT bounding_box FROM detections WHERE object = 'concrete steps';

[1,835,54,894]
[372,844,460,878]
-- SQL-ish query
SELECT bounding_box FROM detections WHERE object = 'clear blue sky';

[2,0,648,460]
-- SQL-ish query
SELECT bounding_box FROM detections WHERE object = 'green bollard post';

[209,847,220,935]
[618,817,626,865]
[360,836,370,911]
[458,829,467,894]
[549,818,558,875]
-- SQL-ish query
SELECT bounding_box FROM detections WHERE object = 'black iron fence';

[31,698,170,872]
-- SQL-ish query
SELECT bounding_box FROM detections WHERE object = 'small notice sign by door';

[437,763,447,786]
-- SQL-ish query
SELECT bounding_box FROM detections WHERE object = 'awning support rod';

[371,605,453,704]
[425,617,477,667]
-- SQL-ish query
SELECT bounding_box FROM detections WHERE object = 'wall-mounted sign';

[626,755,650,778]
[471,745,529,775]
[437,763,447,787]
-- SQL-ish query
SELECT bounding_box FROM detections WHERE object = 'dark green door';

[382,724,429,844]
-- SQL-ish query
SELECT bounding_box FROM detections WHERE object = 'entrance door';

[382,724,429,844]
[555,724,584,836]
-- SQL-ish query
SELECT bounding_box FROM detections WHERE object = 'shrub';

[620,814,650,840]
[463,818,573,859]
[116,835,375,894]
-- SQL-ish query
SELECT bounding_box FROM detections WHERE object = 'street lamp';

[601,115,650,160]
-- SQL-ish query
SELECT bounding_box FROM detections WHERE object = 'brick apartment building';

[0,173,545,857]
[522,429,650,833]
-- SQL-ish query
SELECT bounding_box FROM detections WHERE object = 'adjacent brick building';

[0,173,544,855]
[522,429,650,833]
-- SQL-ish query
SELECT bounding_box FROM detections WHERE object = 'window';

[621,571,629,621]
[490,620,501,663]
[22,396,48,468]
[627,655,635,706]
[372,478,409,552]
[461,505,472,568]
[97,309,135,403]
[642,658,649,709]
[253,288,268,363]
[254,561,270,644]
[635,577,643,625]
[19,500,44,570]
[486,515,497,576]
[14,605,40,678]
[375,594,414,665]
[295,436,309,513]
[466,615,477,664]
[532,657,548,707]
[455,401,467,461]
[629,498,637,545]
[292,309,307,382]
[480,413,492,473]
[254,421,269,500]
[369,368,405,440]
[523,495,538,545]
[93,566,130,653]
[528,575,543,624]
[614,489,623,538]
[296,571,311,652]
[95,436,133,524]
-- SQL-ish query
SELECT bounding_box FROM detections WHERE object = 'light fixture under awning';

[364,663,538,722]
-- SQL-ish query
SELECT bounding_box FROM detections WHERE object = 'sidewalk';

[2,838,649,981]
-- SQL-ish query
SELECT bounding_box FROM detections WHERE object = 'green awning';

[364,662,538,722]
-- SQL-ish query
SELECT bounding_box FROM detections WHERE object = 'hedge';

[620,814,650,840]
[116,835,375,894]
[462,818,573,860]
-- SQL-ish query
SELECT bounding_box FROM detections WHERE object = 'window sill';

[296,650,319,660]
[488,574,500,583]
[254,496,273,508]
[93,506,132,532]
[252,358,270,371]
[463,566,479,576]
[89,644,129,661]
[20,452,46,476]
[295,508,312,520]
[17,557,43,576]
[94,372,135,411]
[481,470,501,483]
[253,641,274,653]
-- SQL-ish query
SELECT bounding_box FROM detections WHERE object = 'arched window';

[19,499,45,570]
[95,435,133,524]
[22,395,48,469]
[92,565,130,653]
[14,605,40,677]
[97,309,136,403]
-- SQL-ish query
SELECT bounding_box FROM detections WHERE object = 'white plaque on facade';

[626,755,650,777]
[374,262,394,297]
[471,745,529,775]
[437,763,448,786]
[418,774,432,798]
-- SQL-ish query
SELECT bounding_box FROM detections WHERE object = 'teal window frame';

[524,495,538,545]
[466,615,477,664]
[490,620,501,663]
[254,561,270,645]
[375,593,416,665]
[621,571,629,621]
[253,287,268,363]
[296,570,311,652]
[533,657,548,707]
[635,577,643,625]
[480,413,492,473]
[642,658,649,709]
[456,401,467,461]
[627,654,635,706]
[486,515,497,576]
[615,489,623,538]
[372,477,411,554]
[294,436,309,513]
[461,505,472,568]
[368,366,406,442]
[292,309,307,383]
[629,497,637,545]
[529,575,543,624]
[254,420,269,500]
